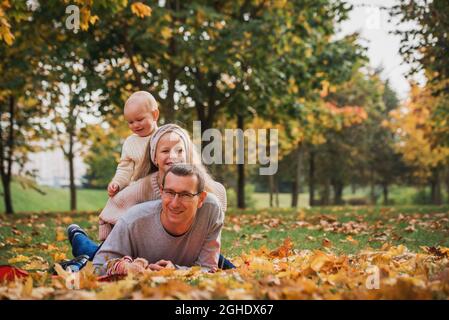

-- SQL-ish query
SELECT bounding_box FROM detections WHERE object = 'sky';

[338,0,425,101]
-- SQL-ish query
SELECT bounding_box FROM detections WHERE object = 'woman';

[66,124,234,270]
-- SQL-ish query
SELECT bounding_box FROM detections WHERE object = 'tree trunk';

[291,143,302,208]
[369,169,376,205]
[274,174,279,208]
[160,0,180,123]
[66,103,77,211]
[321,179,330,205]
[68,129,77,211]
[430,180,437,204]
[445,167,449,204]
[434,170,442,205]
[309,148,315,207]
[237,113,245,209]
[269,175,274,207]
[1,176,13,214]
[333,181,344,205]
[382,183,389,205]
[430,168,442,205]
[267,129,274,208]
[0,96,15,214]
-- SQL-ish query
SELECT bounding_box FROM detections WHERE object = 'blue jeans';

[71,233,101,260]
[71,232,235,269]
[218,254,235,269]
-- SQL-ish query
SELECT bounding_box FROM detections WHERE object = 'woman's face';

[155,132,187,173]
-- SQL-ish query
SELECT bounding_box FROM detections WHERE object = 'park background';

[2,0,449,213]
[0,0,448,299]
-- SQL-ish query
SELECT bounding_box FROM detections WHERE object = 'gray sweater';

[93,194,224,274]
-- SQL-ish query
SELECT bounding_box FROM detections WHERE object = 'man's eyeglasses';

[161,189,202,202]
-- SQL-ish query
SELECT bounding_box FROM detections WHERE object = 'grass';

[1,182,448,268]
[252,192,309,208]
[1,180,445,213]
[221,206,449,257]
[0,205,448,300]
[3,182,303,212]
[1,205,448,267]
[251,185,446,208]
[0,182,108,212]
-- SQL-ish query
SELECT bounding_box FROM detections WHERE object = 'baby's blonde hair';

[124,91,158,112]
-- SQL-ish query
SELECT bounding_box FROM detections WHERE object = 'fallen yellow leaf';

[8,255,31,264]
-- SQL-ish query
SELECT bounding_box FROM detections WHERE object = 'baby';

[98,91,159,240]
[107,91,159,197]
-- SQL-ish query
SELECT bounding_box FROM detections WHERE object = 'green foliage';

[82,123,125,188]
[83,147,119,189]
[226,183,256,209]
[411,189,433,205]
[301,69,407,205]
[392,0,449,94]
[3,0,446,213]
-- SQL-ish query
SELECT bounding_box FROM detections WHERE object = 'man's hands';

[107,182,120,197]
[126,259,175,273]
[148,260,176,271]
[107,257,175,276]
[125,257,149,274]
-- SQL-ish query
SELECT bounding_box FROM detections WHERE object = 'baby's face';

[124,100,158,137]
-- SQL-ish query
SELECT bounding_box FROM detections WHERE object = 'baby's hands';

[107,182,120,197]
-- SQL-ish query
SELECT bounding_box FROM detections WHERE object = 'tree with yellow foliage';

[387,83,449,204]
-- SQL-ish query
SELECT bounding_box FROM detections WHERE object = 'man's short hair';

[162,164,205,193]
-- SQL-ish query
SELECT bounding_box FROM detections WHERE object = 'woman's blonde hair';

[134,124,216,192]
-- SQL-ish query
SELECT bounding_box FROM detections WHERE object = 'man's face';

[160,172,206,234]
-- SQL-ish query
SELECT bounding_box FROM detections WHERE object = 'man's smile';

[168,207,184,215]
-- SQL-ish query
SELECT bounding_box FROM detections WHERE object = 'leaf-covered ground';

[0,206,448,299]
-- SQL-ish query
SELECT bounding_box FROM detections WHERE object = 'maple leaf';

[421,246,449,259]
[309,251,332,273]
[269,238,293,258]
[347,236,359,245]
[130,2,152,18]
[55,228,65,242]
[21,276,33,298]
[160,27,172,40]
[22,260,49,271]
[322,238,333,248]
[51,252,67,262]
[61,217,73,225]
[0,21,14,45]
[8,255,30,264]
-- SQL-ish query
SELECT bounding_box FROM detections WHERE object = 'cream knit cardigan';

[110,134,152,190]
